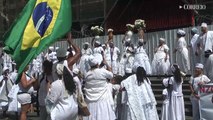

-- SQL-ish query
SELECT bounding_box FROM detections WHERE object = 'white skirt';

[152,52,170,75]
[169,95,185,120]
[133,53,152,74]
[83,99,116,120]
[161,100,169,120]
[176,48,190,73]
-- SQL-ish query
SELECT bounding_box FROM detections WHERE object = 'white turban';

[125,31,133,42]
[177,29,186,36]
[127,47,134,53]
[195,63,204,69]
[49,46,54,51]
[127,31,133,38]
[191,27,198,34]
[95,36,100,39]
[108,28,113,33]
[95,41,101,45]
[159,38,166,42]
[55,47,59,50]
[88,56,99,67]
[201,22,207,28]
[125,38,131,42]
[102,44,106,47]
[84,42,89,45]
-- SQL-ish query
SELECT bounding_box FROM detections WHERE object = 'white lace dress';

[176,37,190,73]
[93,47,104,65]
[152,44,170,75]
[133,46,152,74]
[168,77,185,120]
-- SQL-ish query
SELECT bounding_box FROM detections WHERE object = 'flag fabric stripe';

[3,0,72,83]
[22,0,62,50]
[3,1,37,55]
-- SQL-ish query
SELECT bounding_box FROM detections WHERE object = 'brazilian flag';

[3,0,72,83]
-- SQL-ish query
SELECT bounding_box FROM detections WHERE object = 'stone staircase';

[149,76,192,119]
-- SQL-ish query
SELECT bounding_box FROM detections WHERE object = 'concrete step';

[152,89,191,95]
[151,83,190,89]
[154,94,191,101]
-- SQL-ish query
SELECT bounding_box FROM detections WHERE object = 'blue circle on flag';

[32,2,53,37]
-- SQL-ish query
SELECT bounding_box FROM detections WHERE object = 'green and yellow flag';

[3,0,72,83]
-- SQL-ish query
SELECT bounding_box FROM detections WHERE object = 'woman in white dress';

[167,64,185,120]
[92,39,104,65]
[83,56,116,120]
[0,67,13,117]
[120,66,159,120]
[119,31,134,76]
[133,29,152,74]
[161,78,170,120]
[189,63,210,120]
[46,32,80,120]
[174,29,190,73]
[152,38,170,75]
[79,42,93,77]
[133,39,152,74]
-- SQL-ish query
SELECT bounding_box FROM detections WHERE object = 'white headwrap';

[55,47,59,50]
[127,31,133,38]
[195,63,204,69]
[84,42,89,45]
[125,31,133,42]
[177,29,186,36]
[159,38,166,42]
[201,22,207,28]
[191,27,198,34]
[102,44,106,47]
[127,47,134,53]
[125,38,131,42]
[49,46,54,51]
[108,28,113,33]
[88,56,99,67]
[95,36,100,39]
[95,41,101,45]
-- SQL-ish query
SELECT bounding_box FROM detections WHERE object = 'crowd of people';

[0,22,213,120]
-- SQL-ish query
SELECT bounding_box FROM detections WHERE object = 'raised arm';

[67,32,81,68]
